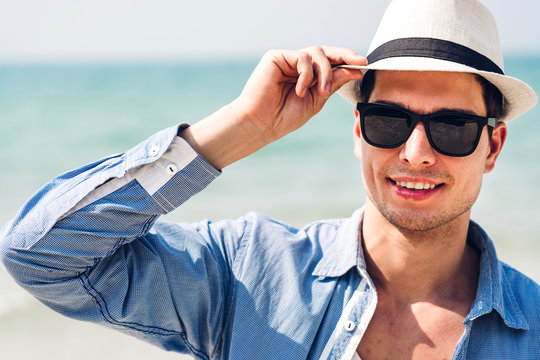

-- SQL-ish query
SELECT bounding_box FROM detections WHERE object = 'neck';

[361,200,479,303]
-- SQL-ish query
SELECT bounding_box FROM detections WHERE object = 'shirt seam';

[214,216,251,358]
[230,217,252,278]
[79,273,211,360]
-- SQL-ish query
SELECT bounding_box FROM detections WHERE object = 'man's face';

[353,71,507,232]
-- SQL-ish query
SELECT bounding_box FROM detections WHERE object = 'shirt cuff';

[66,130,220,217]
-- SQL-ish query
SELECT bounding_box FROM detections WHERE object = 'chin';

[376,203,472,233]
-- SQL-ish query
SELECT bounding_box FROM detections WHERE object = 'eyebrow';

[370,99,481,116]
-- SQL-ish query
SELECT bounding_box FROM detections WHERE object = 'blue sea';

[0,57,539,359]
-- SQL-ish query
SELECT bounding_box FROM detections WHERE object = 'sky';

[0,0,539,63]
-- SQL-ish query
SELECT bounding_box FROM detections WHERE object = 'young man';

[1,0,538,359]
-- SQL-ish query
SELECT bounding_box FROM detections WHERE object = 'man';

[1,0,538,359]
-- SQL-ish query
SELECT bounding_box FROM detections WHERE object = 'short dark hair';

[357,70,376,103]
[357,70,503,137]
[475,74,504,120]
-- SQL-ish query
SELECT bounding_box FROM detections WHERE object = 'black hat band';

[367,37,504,75]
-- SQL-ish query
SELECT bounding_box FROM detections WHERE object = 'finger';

[320,46,368,66]
[308,46,333,98]
[328,67,365,95]
[294,52,314,98]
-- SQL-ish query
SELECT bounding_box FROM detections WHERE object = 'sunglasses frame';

[356,102,498,157]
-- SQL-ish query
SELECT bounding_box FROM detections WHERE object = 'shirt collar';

[466,221,529,330]
[312,208,365,277]
[312,208,529,330]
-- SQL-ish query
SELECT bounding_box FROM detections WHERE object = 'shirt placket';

[320,268,378,360]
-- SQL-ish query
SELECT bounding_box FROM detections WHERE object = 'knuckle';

[298,51,311,61]
[296,53,312,68]
[302,45,323,54]
[263,49,281,59]
[311,45,325,54]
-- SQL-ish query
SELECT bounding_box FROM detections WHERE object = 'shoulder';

[500,262,540,300]
[224,212,348,273]
[151,212,348,256]
[241,211,346,244]
[501,262,539,293]
[500,262,540,329]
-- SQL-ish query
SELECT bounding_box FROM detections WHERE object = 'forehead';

[370,70,486,115]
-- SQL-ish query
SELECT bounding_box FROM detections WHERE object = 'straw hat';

[338,0,537,122]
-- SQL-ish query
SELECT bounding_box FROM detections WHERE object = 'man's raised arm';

[179,47,366,169]
[0,47,364,355]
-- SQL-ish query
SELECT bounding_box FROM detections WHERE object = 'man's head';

[337,0,536,232]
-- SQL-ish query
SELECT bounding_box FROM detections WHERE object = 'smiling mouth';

[389,179,442,190]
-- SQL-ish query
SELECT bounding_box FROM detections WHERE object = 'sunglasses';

[356,102,498,157]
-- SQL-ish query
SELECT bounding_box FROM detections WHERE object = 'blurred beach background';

[1,1,539,359]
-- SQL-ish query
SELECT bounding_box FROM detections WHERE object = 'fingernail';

[325,83,332,96]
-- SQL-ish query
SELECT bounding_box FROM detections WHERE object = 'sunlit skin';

[355,71,507,359]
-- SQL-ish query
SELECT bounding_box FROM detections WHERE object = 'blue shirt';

[1,124,539,360]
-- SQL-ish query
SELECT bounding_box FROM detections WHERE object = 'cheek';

[361,156,378,202]
[360,143,389,191]
[450,155,486,193]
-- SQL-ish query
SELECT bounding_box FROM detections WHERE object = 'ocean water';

[0,57,539,359]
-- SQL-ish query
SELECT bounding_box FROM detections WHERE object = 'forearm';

[179,100,274,170]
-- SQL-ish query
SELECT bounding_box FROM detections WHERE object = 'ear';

[484,122,507,173]
[353,109,362,159]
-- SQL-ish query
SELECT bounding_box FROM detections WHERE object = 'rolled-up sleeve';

[0,124,245,359]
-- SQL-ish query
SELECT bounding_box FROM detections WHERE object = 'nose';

[399,122,437,167]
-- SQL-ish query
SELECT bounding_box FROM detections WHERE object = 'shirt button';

[166,164,178,175]
[344,320,356,332]
[150,144,160,157]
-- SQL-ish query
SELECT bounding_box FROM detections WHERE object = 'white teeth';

[396,181,436,190]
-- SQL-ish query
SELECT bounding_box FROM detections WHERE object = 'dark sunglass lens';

[363,107,410,147]
[430,116,479,155]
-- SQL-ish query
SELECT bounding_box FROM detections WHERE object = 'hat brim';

[337,57,537,122]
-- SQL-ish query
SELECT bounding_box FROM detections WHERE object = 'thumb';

[329,68,364,95]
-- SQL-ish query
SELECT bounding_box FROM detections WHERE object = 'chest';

[357,301,469,360]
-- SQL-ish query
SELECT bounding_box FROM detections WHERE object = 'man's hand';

[180,46,366,169]
[236,46,367,141]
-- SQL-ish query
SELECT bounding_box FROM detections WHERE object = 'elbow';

[0,230,78,288]
[0,227,20,281]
